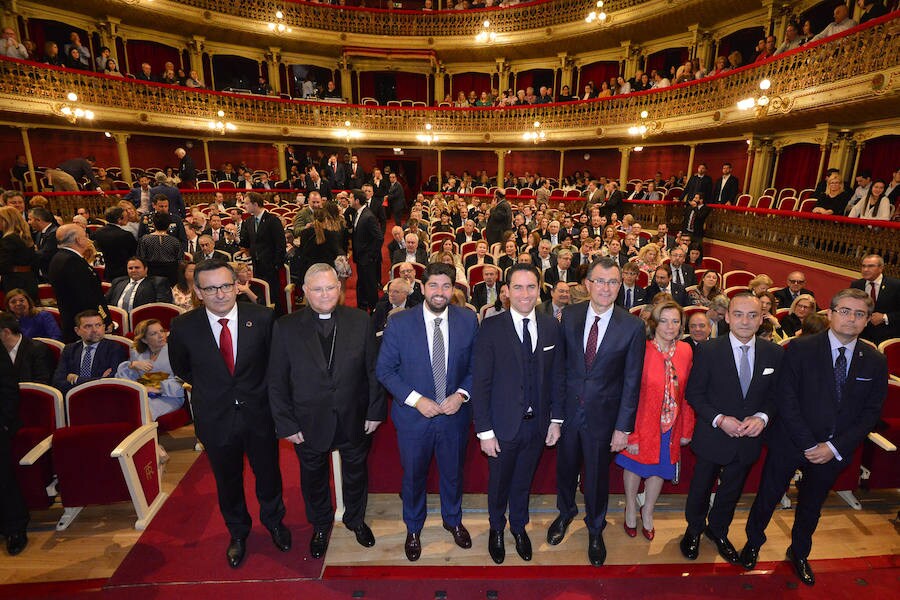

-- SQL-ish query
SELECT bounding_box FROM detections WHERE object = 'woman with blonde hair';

[0,206,39,302]
[748,274,773,295]
[634,242,663,275]
[116,318,185,421]
[781,293,816,338]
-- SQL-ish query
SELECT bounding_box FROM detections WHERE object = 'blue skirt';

[615,429,677,481]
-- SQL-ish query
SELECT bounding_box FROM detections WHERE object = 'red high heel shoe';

[624,522,637,537]
[640,506,655,540]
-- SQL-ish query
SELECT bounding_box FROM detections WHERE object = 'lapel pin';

[245,321,253,328]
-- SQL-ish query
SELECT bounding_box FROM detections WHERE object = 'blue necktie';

[80,344,95,379]
[625,288,632,309]
[432,317,446,404]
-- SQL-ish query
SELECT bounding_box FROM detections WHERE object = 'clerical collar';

[317,312,332,319]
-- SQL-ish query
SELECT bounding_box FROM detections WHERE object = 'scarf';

[654,340,679,433]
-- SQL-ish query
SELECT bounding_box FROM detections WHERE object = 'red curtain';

[515,69,554,93]
[442,150,497,178]
[645,48,688,76]
[856,135,899,182]
[505,150,560,179]
[26,19,89,65]
[359,72,427,103]
[627,146,691,181]
[125,40,182,77]
[207,141,278,173]
[450,73,492,97]
[127,135,189,172]
[774,143,821,191]
[577,61,620,91]
[717,27,764,68]
[563,149,621,180]
[694,141,750,188]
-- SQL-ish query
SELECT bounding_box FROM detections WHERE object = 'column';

[495,149,505,183]
[338,58,352,102]
[686,144,697,178]
[202,139,212,181]
[18,128,37,193]
[433,67,445,104]
[273,143,288,181]
[559,54,574,92]
[619,147,631,183]
[113,133,132,185]
[769,146,782,188]
[748,140,775,198]
[850,142,863,182]
[620,42,642,79]
[97,18,122,66]
[558,150,565,184]
[266,47,282,94]
[695,31,714,71]
[425,72,431,105]
[815,143,829,184]
[436,149,442,183]
[187,36,205,76]
[743,140,754,194]
[826,132,855,180]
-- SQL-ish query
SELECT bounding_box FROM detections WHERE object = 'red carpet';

[105,441,323,589]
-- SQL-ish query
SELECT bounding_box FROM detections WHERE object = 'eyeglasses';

[788,279,805,284]
[833,307,868,320]
[198,283,235,295]
[588,278,620,287]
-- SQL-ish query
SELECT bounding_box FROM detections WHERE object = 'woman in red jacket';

[616,300,695,540]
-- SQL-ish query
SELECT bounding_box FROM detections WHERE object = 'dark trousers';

[0,430,29,535]
[295,423,370,531]
[487,417,543,532]
[388,199,405,227]
[397,413,468,533]
[204,408,286,539]
[555,415,612,535]
[258,268,284,316]
[355,261,381,313]
[685,455,753,538]
[745,446,844,559]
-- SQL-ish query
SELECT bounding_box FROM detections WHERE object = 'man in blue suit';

[546,256,645,567]
[472,264,563,564]
[376,262,479,562]
[52,310,127,395]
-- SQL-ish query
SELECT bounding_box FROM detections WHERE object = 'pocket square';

[762,368,775,375]
[543,345,555,351]
[856,377,872,381]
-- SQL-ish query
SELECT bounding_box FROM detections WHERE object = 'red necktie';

[218,318,234,375]
[584,315,600,371]
[870,282,878,303]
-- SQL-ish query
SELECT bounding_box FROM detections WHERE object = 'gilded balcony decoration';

[1,16,895,142]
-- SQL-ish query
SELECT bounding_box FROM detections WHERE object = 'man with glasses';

[850,254,900,344]
[741,288,887,586]
[169,260,289,569]
[547,257,645,567]
[774,271,814,311]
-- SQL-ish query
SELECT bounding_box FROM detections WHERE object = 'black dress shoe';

[512,530,532,561]
[739,543,760,570]
[309,527,331,559]
[226,537,246,568]
[546,515,573,546]
[587,533,606,567]
[269,523,292,552]
[488,529,505,564]
[443,522,472,549]
[680,530,700,560]
[703,528,740,564]
[405,531,421,562]
[6,532,27,556]
[350,523,376,548]
[787,547,815,586]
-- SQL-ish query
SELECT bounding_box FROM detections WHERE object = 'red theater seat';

[14,383,65,509]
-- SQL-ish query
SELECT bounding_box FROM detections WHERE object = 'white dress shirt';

[404,304,469,406]
[7,335,22,364]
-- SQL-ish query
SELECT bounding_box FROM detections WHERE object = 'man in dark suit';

[472,264,563,563]
[849,254,900,344]
[48,225,112,343]
[682,163,713,204]
[485,192,513,246]
[682,193,711,244]
[711,163,740,205]
[51,310,127,395]
[393,263,424,307]
[369,168,389,211]
[773,271,815,310]
[681,292,783,564]
[455,220,482,246]
[149,173,185,219]
[644,265,689,307]
[106,257,173,311]
[391,232,428,266]
[385,172,405,225]
[615,262,648,310]
[0,313,53,384]
[547,257,645,567]
[346,156,366,189]
[303,168,332,200]
[350,189,383,313]
[216,224,241,258]
[543,250,576,287]
[471,265,501,310]
[168,260,289,569]
[582,181,605,213]
[685,311,713,351]
[667,247,697,288]
[362,183,386,234]
[376,263,479,562]
[269,264,385,558]
[27,207,58,282]
[240,192,285,315]
[741,289,887,585]
[92,207,138,282]
[175,148,197,189]
[597,182,623,221]
[0,345,28,555]
[372,278,412,335]
[626,182,648,201]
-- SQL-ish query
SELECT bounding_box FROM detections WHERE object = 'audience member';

[52,309,126,394]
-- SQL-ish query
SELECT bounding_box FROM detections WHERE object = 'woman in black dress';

[0,206,39,303]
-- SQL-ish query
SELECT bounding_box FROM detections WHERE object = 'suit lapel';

[591,308,618,373]
[570,303,588,366]
[503,311,525,377]
[721,336,743,399]
[820,333,840,406]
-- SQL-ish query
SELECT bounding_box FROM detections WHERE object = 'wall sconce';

[55,92,95,124]
[207,109,236,134]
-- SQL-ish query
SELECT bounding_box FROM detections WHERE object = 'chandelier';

[55,92,95,124]
[586,1,608,24]
[416,123,439,144]
[268,10,293,34]
[523,121,546,144]
[334,120,362,143]
[207,110,236,134]
[475,20,497,44]
[737,78,776,112]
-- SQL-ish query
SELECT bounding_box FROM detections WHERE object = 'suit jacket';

[543,266,576,287]
[711,175,739,205]
[773,287,815,311]
[0,351,19,433]
[91,224,137,281]
[12,336,54,384]
[464,254,495,271]
[168,303,275,447]
[105,275,173,308]
[304,177,332,200]
[769,331,887,461]
[32,223,59,279]
[471,281,501,310]
[52,338,128,395]
[370,178,389,202]
[376,304,478,435]
[598,190,623,221]
[346,164,366,189]
[668,263,697,288]
[485,200,512,246]
[471,310,563,440]
[682,174,713,202]
[682,203,711,236]
[179,154,197,183]
[557,303,646,440]
[352,207,383,266]
[850,276,900,344]
[644,282,689,306]
[536,300,566,320]
[386,181,405,210]
[455,230,482,246]
[269,306,385,452]
[391,247,428,266]
[47,249,111,342]
[615,285,648,308]
[686,334,783,464]
[123,186,152,210]
[497,254,517,274]
[239,211,285,278]
[372,298,412,334]
[148,184,185,219]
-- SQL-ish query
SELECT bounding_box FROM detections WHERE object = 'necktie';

[189,239,196,254]
[674,268,682,286]
[80,344,95,379]
[120,280,137,311]
[834,346,847,402]
[739,345,751,397]
[487,286,496,306]
[869,282,878,303]
[625,288,632,309]
[219,318,235,375]
[584,315,600,370]
[522,317,532,355]
[432,317,446,404]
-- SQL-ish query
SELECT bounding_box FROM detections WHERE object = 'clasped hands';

[284,420,382,445]
[414,393,465,418]
[66,368,112,384]
[716,415,765,438]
